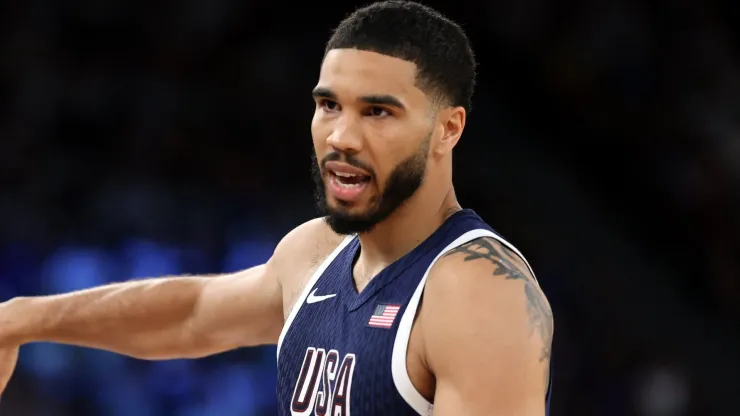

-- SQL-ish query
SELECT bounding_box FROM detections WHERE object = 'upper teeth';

[335,172,358,178]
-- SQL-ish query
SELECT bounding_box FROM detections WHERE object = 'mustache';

[320,152,376,180]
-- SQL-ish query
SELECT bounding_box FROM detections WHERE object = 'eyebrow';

[312,87,406,110]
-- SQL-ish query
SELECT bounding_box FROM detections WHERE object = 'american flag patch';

[368,304,401,328]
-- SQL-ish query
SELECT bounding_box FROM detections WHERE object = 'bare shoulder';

[430,237,552,331]
[421,236,553,376]
[270,217,346,315]
[272,217,345,265]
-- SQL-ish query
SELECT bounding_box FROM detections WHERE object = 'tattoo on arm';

[444,237,554,374]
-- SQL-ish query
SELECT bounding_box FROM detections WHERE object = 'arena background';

[1,0,739,415]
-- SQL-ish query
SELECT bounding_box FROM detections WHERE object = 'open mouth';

[327,170,372,202]
[330,171,371,187]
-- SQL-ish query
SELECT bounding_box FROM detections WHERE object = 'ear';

[433,106,466,156]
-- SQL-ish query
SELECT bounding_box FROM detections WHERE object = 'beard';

[311,136,430,235]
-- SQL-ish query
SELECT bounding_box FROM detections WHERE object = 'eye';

[367,106,391,117]
[319,99,340,112]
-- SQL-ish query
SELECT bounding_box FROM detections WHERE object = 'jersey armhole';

[276,235,355,360]
[391,228,497,416]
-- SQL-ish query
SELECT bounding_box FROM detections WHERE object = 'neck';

[355,185,461,273]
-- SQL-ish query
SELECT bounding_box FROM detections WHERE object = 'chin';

[322,199,383,235]
[323,211,381,235]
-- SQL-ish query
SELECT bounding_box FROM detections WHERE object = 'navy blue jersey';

[276,210,552,415]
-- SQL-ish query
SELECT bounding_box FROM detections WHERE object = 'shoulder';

[273,217,346,261]
[426,235,548,310]
[421,235,553,369]
[426,235,545,297]
[269,217,347,296]
[418,236,554,412]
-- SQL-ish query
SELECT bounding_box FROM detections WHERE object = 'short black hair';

[325,1,476,112]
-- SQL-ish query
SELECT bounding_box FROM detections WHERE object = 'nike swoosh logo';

[306,288,337,304]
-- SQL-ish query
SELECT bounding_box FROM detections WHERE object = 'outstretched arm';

[0,217,338,361]
[0,262,283,360]
[423,237,553,416]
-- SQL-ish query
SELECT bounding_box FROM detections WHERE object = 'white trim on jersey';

[391,229,540,415]
[277,235,356,360]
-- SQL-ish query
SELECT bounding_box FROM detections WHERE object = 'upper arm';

[422,237,553,416]
[190,262,284,352]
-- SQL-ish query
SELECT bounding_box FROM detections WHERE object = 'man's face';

[311,49,435,235]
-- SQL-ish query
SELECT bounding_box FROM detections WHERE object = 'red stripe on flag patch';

[368,304,401,328]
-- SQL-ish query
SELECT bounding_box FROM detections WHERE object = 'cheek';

[372,132,425,184]
[369,146,403,185]
[376,130,414,160]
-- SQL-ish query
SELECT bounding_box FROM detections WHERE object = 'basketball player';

[0,1,553,414]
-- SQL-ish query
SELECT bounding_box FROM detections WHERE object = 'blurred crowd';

[0,0,738,415]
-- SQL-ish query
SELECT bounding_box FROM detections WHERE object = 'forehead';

[318,49,427,105]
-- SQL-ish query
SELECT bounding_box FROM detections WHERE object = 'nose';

[326,116,363,154]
